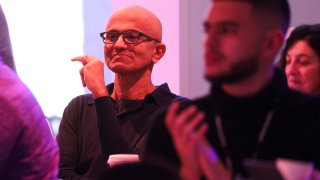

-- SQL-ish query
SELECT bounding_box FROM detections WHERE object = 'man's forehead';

[106,16,145,32]
[105,6,162,40]
[207,1,253,23]
[107,7,153,29]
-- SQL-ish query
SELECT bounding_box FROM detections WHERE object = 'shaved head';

[107,6,162,42]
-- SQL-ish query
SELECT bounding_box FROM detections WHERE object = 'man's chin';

[205,73,226,84]
[109,66,128,74]
[205,73,244,84]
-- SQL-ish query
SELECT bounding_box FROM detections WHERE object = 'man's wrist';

[92,88,108,99]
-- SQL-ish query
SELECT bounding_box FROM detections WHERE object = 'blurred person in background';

[279,24,320,94]
[0,4,59,179]
[144,0,320,179]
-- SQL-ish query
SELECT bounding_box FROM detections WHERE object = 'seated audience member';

[56,5,185,179]
[0,5,59,179]
[279,24,320,94]
[144,0,320,179]
[0,4,15,72]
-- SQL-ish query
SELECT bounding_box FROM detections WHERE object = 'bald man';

[56,6,185,179]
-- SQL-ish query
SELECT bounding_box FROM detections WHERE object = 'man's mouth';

[111,53,131,59]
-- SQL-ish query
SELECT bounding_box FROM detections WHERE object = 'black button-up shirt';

[57,83,186,179]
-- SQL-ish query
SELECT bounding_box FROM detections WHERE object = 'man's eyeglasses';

[100,30,160,44]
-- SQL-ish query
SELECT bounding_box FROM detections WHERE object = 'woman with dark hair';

[279,24,320,94]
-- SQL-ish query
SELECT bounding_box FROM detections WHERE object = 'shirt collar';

[105,83,175,105]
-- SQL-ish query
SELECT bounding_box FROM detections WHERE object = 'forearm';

[143,108,181,167]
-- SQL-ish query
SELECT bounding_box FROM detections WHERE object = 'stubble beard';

[205,55,260,85]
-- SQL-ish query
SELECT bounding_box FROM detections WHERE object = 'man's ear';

[152,43,166,64]
[262,29,285,60]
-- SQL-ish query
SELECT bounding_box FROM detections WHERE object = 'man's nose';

[205,31,219,48]
[114,35,127,48]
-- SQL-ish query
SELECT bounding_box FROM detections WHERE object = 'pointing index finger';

[71,56,88,66]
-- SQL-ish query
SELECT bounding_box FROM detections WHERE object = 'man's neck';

[222,68,274,97]
[112,71,156,100]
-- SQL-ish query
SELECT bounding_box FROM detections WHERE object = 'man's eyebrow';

[216,21,239,28]
[106,29,118,33]
[203,21,239,30]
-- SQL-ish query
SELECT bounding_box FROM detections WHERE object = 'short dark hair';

[279,24,320,68]
[214,0,291,33]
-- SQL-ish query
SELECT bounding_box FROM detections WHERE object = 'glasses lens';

[101,31,145,44]
[124,31,140,44]
[105,32,119,43]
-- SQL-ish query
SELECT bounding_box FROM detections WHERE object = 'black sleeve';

[56,97,86,180]
[142,105,181,170]
[142,98,193,166]
[95,96,134,160]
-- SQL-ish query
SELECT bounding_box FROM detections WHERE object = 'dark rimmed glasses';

[100,30,160,44]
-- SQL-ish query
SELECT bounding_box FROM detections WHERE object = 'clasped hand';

[165,102,231,180]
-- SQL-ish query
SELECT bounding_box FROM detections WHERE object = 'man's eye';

[204,26,210,34]
[219,27,236,34]
[125,34,139,40]
[107,33,118,41]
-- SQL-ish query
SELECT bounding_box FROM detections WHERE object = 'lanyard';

[214,109,275,172]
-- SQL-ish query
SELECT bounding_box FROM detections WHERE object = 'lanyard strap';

[214,110,275,171]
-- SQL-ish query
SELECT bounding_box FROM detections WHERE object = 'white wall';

[1,0,85,119]
[180,0,211,99]
[289,0,320,26]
